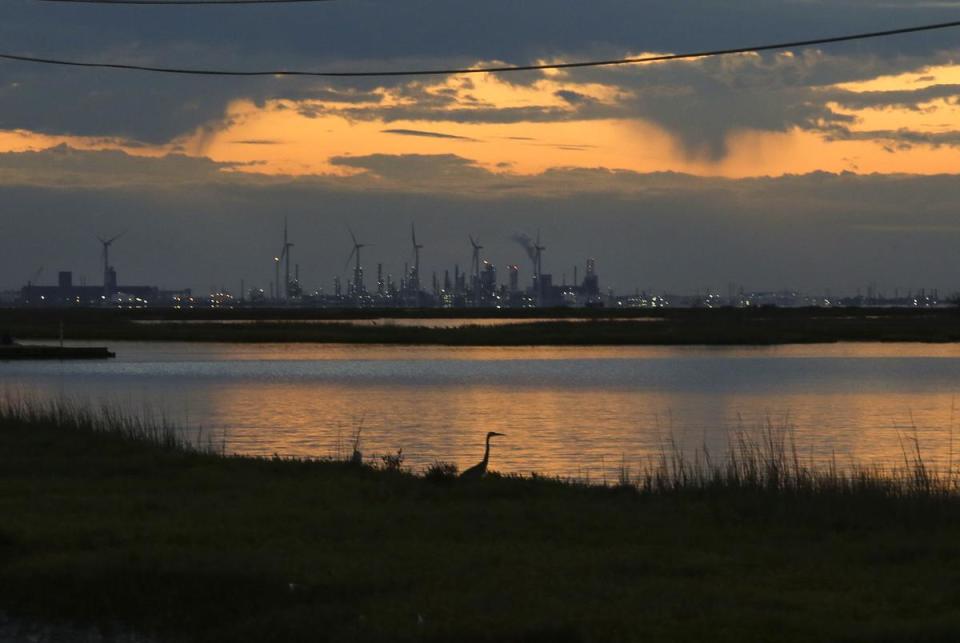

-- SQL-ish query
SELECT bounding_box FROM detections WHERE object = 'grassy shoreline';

[3,307,960,345]
[4,400,960,641]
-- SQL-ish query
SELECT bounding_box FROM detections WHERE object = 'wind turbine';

[411,223,423,293]
[345,227,369,296]
[273,254,281,304]
[469,234,482,306]
[27,266,43,287]
[280,217,294,301]
[97,231,125,299]
[534,229,546,304]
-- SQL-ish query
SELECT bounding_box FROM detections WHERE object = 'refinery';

[3,220,951,310]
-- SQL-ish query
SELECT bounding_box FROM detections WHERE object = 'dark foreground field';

[3,307,960,345]
[3,404,960,642]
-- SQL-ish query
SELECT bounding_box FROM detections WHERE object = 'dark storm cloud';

[554,90,594,105]
[825,83,960,110]
[823,127,960,148]
[381,129,477,141]
[329,153,496,186]
[2,0,960,149]
[268,49,960,159]
[0,144,249,186]
[230,139,284,145]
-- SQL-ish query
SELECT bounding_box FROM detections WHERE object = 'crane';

[459,432,506,479]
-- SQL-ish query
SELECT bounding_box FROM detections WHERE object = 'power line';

[36,0,335,4]
[2,19,959,77]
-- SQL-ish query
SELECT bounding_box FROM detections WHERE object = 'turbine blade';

[347,225,358,247]
[344,247,356,272]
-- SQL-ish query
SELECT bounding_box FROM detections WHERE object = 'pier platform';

[0,345,115,360]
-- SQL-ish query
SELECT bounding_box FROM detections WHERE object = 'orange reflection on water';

[206,382,689,478]
[186,342,960,479]
[13,341,960,480]
[189,341,960,361]
[708,391,960,469]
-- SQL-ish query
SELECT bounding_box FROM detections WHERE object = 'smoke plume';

[512,233,537,264]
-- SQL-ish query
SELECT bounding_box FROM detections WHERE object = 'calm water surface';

[5,342,960,478]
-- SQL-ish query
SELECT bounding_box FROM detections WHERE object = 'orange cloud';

[175,98,960,179]
[4,59,960,183]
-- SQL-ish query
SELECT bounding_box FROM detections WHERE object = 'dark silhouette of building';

[19,270,173,306]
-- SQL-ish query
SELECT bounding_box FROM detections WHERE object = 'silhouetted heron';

[459,432,505,479]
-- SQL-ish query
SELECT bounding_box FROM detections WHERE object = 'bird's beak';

[493,432,506,437]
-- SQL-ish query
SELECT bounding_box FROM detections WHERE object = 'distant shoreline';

[2,307,960,345]
[0,345,115,360]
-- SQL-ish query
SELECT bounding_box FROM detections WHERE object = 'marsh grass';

[6,397,960,642]
[2,394,957,498]
[0,393,210,455]
[424,461,458,483]
[614,420,960,501]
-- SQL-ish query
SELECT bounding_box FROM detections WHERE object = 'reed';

[4,397,960,642]
[2,394,957,497]
[604,420,960,501]
[0,393,203,454]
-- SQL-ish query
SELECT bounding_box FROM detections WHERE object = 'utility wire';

[36,0,336,4]
[1,19,960,77]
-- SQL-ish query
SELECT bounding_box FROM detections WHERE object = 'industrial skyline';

[4,2,960,306]
[8,219,950,310]
[5,4,960,643]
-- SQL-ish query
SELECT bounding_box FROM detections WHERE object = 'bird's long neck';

[482,436,492,466]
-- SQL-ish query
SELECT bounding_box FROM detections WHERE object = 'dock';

[0,345,115,360]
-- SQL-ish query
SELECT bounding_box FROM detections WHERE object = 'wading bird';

[459,432,505,480]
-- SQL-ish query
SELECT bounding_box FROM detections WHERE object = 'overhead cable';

[36,0,335,4]
[2,19,960,77]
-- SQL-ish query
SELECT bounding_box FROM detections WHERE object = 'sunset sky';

[3,0,960,294]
